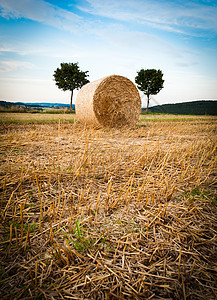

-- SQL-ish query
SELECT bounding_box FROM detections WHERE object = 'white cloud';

[0,0,82,32]
[81,0,217,36]
[0,76,75,103]
[95,26,181,57]
[84,24,197,73]
[0,60,35,72]
[1,0,216,37]
[0,0,216,104]
[0,43,48,56]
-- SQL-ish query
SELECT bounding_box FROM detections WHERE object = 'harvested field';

[0,114,217,299]
[0,113,76,124]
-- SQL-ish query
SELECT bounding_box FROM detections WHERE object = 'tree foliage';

[135,69,164,111]
[53,62,89,110]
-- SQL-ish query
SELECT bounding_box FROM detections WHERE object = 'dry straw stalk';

[0,116,217,299]
[75,75,141,128]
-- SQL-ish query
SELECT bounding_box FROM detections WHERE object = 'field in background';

[0,114,217,299]
[0,112,215,124]
[0,113,76,124]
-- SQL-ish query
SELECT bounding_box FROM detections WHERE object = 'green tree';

[53,62,89,110]
[135,69,164,112]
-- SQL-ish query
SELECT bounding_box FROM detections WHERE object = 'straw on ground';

[0,114,217,299]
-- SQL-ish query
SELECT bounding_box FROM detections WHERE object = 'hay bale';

[75,75,141,128]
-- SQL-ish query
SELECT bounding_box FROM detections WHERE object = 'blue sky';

[0,0,217,106]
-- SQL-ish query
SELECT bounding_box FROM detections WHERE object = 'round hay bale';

[75,75,141,128]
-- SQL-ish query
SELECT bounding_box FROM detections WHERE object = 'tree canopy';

[135,69,164,111]
[53,62,89,110]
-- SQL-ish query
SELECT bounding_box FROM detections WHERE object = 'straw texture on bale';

[75,75,141,128]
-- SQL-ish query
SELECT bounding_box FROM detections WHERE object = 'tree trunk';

[146,94,150,112]
[70,90,73,111]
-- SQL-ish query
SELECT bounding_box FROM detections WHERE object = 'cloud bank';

[1,0,217,37]
[0,0,81,32]
[81,0,217,36]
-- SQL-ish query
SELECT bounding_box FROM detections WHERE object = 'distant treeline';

[147,100,217,115]
[0,100,43,112]
[0,100,74,112]
[1,100,217,115]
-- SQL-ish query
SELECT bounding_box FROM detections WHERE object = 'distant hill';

[0,100,75,110]
[25,102,73,109]
[1,100,217,115]
[147,100,217,115]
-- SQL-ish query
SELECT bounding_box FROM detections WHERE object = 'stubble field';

[0,113,217,299]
